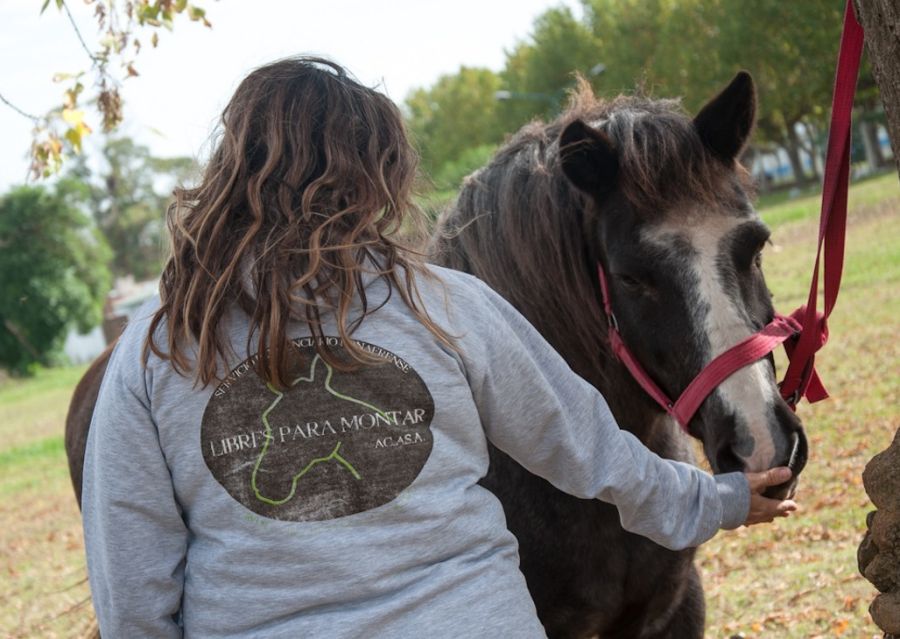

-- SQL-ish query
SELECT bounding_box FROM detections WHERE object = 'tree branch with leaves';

[0,0,212,180]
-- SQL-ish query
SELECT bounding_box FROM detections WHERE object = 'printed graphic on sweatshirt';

[201,337,434,522]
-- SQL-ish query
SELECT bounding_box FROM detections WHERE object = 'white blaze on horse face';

[645,214,778,472]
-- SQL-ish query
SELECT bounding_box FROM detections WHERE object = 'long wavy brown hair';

[146,56,454,388]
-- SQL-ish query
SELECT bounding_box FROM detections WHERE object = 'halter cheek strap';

[597,263,801,434]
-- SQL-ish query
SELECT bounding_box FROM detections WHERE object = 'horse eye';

[615,273,649,291]
[739,243,765,271]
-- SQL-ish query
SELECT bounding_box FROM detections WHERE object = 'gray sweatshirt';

[82,265,749,638]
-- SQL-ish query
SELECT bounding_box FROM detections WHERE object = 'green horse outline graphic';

[250,354,389,506]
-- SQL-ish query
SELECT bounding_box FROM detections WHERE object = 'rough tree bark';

[854,0,900,178]
[851,4,899,637]
[859,431,900,637]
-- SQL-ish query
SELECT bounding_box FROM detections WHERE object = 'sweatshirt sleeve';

[456,278,749,550]
[82,336,187,638]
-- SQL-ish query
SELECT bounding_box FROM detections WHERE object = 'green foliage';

[500,6,601,124]
[22,0,214,178]
[584,0,847,136]
[709,1,842,138]
[0,185,111,374]
[759,171,899,230]
[431,144,498,191]
[407,67,507,176]
[582,0,669,95]
[68,136,196,279]
[409,0,861,191]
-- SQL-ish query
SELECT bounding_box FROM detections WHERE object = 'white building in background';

[63,277,159,364]
[63,325,106,364]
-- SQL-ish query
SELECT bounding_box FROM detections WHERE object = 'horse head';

[559,72,807,498]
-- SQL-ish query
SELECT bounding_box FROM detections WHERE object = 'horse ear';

[693,71,756,161]
[559,119,619,196]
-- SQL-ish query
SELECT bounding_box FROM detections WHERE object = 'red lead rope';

[597,0,864,432]
[779,0,864,406]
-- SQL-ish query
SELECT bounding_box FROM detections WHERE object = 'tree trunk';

[802,121,824,179]
[854,0,900,179]
[859,429,900,638]
[860,118,886,171]
[785,124,810,186]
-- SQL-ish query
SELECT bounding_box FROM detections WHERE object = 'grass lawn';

[0,364,94,638]
[1,173,897,638]
[700,172,900,638]
[758,170,898,231]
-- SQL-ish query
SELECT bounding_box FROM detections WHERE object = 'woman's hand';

[743,467,798,526]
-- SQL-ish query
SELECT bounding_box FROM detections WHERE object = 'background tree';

[713,0,844,183]
[406,67,506,187]
[855,0,900,179]
[584,0,846,183]
[406,7,601,189]
[582,0,668,94]
[0,183,111,374]
[499,6,600,125]
[67,137,195,279]
[0,0,212,179]
[407,0,877,194]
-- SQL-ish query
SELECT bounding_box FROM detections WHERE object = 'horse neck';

[437,228,681,458]
[498,238,690,460]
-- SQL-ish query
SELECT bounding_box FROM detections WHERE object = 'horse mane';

[430,79,742,388]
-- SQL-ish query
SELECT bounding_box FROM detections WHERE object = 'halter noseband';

[597,262,804,435]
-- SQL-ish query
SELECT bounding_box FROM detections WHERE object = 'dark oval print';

[201,337,434,522]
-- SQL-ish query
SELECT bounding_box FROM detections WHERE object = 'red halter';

[597,263,801,433]
[597,0,863,434]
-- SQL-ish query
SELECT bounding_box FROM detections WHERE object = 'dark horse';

[65,72,807,638]
[428,71,807,637]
